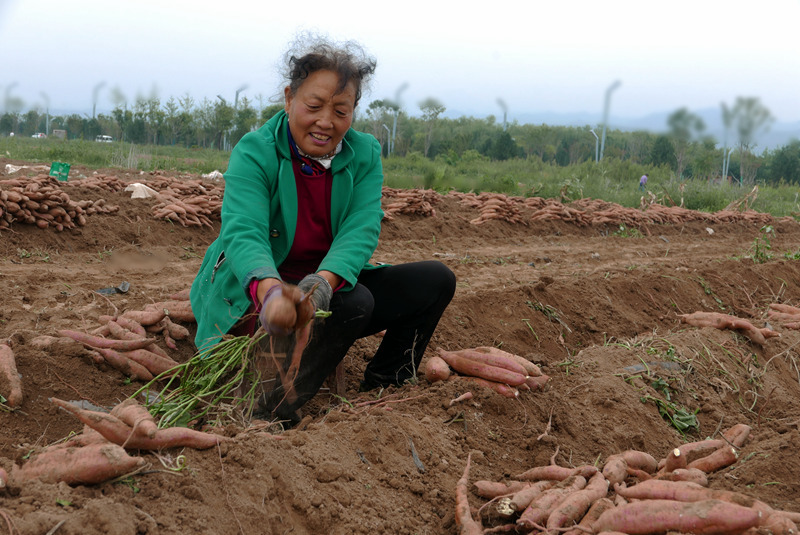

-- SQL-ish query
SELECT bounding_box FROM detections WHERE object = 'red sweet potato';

[447,376,519,398]
[620,449,658,474]
[472,480,531,499]
[422,355,451,382]
[516,475,586,529]
[514,464,597,482]
[721,423,752,448]
[449,348,528,376]
[508,479,555,512]
[687,446,738,473]
[92,347,154,381]
[110,399,158,439]
[474,346,543,376]
[437,348,527,386]
[602,454,628,486]
[654,467,708,486]
[58,329,157,351]
[662,447,687,473]
[0,343,22,408]
[546,472,610,531]
[594,498,762,535]
[455,453,483,535]
[562,497,614,535]
[11,443,145,485]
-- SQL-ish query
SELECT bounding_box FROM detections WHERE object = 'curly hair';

[281,33,377,106]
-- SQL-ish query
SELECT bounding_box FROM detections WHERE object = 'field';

[1,158,800,535]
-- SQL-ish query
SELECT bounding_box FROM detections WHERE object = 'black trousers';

[260,260,456,424]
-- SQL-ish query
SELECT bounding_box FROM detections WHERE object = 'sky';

[2,0,800,127]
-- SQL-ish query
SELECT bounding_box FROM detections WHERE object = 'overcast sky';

[2,0,799,125]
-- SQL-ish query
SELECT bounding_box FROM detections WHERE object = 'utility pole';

[590,129,599,162]
[599,80,621,161]
[92,82,106,119]
[497,98,508,131]
[390,83,408,156]
[235,84,249,109]
[40,92,50,135]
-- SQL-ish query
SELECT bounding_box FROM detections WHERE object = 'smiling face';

[284,70,357,158]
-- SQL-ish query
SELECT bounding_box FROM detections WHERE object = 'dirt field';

[1,159,800,535]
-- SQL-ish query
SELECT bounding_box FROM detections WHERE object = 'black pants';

[259,260,456,424]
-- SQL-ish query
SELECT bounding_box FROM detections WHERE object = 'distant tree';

[231,97,259,145]
[730,97,773,185]
[487,130,520,161]
[667,107,705,178]
[770,140,800,185]
[260,103,284,124]
[649,135,676,169]
[691,138,719,182]
[419,97,445,158]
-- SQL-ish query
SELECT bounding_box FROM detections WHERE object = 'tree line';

[1,94,798,186]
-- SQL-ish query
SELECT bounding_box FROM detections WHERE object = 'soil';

[1,159,800,535]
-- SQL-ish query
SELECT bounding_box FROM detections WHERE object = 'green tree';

[667,107,705,178]
[419,97,445,158]
[770,140,800,185]
[649,135,676,169]
[730,97,773,185]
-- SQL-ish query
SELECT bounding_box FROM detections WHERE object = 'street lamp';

[390,82,408,156]
[381,124,390,156]
[40,92,50,135]
[590,129,599,163]
[235,84,249,109]
[92,82,106,119]
[599,80,621,161]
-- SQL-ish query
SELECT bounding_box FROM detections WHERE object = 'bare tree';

[667,108,705,179]
[419,97,445,158]
[730,97,773,185]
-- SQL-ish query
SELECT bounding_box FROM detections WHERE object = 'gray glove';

[298,273,332,312]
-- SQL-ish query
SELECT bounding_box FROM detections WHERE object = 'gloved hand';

[297,273,333,313]
[258,284,298,336]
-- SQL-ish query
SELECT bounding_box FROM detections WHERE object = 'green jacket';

[190,111,384,349]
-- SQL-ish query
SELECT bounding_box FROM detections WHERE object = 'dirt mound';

[1,161,799,534]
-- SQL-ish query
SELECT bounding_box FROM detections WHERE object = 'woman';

[190,36,456,426]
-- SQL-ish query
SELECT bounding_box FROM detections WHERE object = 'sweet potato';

[51,397,226,450]
[0,467,7,488]
[620,449,658,474]
[449,348,529,376]
[508,479,555,512]
[594,498,762,535]
[516,475,586,529]
[117,348,179,377]
[421,355,451,382]
[654,467,708,486]
[672,439,726,465]
[474,346,543,376]
[447,376,519,398]
[108,320,172,359]
[514,464,597,482]
[562,497,615,535]
[614,479,708,501]
[58,329,157,351]
[157,300,196,323]
[455,453,483,535]
[525,374,550,391]
[472,480,531,499]
[662,447,687,473]
[768,303,800,315]
[546,472,610,531]
[120,308,166,326]
[92,347,154,381]
[721,423,752,448]
[11,443,146,485]
[0,343,23,407]
[602,454,628,486]
[113,316,147,337]
[110,399,158,439]
[437,349,527,386]
[687,446,738,473]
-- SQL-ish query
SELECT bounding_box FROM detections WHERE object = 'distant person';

[190,34,456,427]
[639,173,648,191]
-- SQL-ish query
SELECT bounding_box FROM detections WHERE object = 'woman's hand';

[259,284,305,336]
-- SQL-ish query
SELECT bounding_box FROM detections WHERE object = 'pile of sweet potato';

[381,187,438,220]
[0,397,227,489]
[455,423,800,534]
[422,347,550,398]
[0,175,119,230]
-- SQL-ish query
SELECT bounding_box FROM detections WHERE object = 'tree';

[419,97,445,158]
[667,107,705,178]
[770,140,800,185]
[729,97,773,185]
[649,135,676,169]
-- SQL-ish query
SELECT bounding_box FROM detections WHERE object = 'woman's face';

[284,70,357,158]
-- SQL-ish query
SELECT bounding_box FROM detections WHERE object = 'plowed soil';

[1,159,799,535]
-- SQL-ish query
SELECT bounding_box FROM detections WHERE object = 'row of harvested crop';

[0,176,118,230]
[454,423,800,534]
